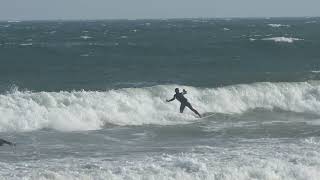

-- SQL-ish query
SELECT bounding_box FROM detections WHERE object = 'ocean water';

[1,17,320,180]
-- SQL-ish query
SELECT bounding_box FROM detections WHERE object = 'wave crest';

[262,37,303,43]
[1,82,320,132]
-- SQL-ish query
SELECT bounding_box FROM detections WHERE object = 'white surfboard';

[198,112,216,119]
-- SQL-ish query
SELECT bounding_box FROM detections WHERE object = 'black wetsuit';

[174,93,193,113]
[167,91,201,117]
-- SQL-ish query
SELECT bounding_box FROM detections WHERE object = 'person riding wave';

[166,88,201,118]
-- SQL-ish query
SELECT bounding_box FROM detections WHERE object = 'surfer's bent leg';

[186,103,201,118]
[180,104,186,113]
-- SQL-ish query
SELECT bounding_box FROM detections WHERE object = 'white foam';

[262,37,303,43]
[80,36,92,40]
[268,24,290,28]
[0,25,10,28]
[1,82,320,132]
[304,137,320,145]
[305,21,317,24]
[19,43,33,46]
[3,149,320,180]
[7,20,21,23]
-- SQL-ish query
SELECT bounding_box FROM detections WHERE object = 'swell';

[1,81,320,132]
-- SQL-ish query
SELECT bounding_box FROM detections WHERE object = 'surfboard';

[198,112,216,119]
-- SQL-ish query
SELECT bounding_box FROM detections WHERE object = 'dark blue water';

[1,18,320,180]
[1,18,320,92]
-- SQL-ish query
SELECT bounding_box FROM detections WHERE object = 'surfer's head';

[175,88,179,93]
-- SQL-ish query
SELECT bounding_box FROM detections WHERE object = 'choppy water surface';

[1,18,320,179]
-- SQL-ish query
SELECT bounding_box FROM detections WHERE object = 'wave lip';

[0,86,196,132]
[1,82,320,132]
[262,37,303,43]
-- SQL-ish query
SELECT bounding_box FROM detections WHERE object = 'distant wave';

[1,25,10,28]
[305,21,317,24]
[80,36,92,40]
[7,20,21,23]
[268,24,290,28]
[1,82,320,132]
[19,43,33,46]
[262,37,303,43]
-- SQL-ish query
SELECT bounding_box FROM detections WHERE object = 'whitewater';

[1,81,320,132]
[2,82,320,180]
[1,82,320,180]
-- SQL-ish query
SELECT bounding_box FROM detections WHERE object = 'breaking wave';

[1,81,320,132]
[262,37,303,43]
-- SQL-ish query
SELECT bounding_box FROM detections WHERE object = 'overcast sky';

[0,0,319,20]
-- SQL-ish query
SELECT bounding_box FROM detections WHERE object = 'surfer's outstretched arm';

[166,96,175,102]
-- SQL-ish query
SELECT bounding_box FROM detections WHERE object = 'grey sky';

[0,0,319,20]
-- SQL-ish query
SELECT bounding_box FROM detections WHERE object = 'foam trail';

[1,82,320,132]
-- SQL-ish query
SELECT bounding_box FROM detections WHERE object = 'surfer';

[166,88,201,118]
[0,138,15,147]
